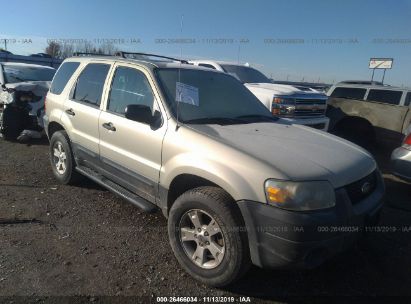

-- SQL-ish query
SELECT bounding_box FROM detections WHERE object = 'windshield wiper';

[235,114,278,122]
[183,117,247,125]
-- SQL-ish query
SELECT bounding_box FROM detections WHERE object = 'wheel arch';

[163,173,235,216]
[48,121,65,139]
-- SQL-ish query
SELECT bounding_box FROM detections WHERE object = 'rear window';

[50,62,80,95]
[366,89,403,105]
[72,63,110,107]
[3,64,56,84]
[220,65,271,83]
[330,87,366,99]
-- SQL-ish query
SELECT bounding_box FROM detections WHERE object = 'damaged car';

[0,62,56,142]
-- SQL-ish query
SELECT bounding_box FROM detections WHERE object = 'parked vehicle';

[0,62,56,141]
[0,49,13,55]
[30,53,52,58]
[391,125,411,181]
[327,82,411,146]
[337,80,384,86]
[45,53,384,287]
[272,80,331,93]
[189,60,330,131]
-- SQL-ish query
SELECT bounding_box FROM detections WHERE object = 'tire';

[49,130,80,184]
[168,186,251,287]
[1,106,28,141]
[333,119,375,148]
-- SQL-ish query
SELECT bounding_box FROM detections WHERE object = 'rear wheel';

[49,131,80,184]
[168,186,251,287]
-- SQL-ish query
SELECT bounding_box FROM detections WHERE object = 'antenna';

[176,14,184,131]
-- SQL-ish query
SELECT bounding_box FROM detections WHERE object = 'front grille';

[345,171,377,204]
[294,98,327,118]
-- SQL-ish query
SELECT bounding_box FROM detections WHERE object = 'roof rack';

[72,52,114,57]
[115,51,188,64]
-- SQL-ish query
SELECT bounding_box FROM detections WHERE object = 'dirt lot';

[0,138,410,303]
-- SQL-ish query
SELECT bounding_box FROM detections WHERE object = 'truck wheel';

[333,118,375,148]
[49,131,80,184]
[168,186,251,287]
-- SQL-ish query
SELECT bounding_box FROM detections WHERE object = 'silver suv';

[44,52,384,287]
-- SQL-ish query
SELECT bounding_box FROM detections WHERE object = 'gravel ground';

[0,138,410,303]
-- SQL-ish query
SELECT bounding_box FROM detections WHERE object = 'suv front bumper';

[237,173,384,269]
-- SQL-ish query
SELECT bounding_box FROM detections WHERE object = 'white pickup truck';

[190,60,330,131]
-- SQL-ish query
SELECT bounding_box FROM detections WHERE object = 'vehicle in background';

[0,62,56,141]
[391,125,411,181]
[337,80,384,86]
[189,60,330,131]
[0,49,13,55]
[30,53,52,58]
[272,80,331,93]
[326,82,411,147]
[45,53,383,287]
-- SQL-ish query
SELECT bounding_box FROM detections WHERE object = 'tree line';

[45,41,119,59]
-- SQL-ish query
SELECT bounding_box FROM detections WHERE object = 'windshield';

[156,68,276,125]
[220,65,271,84]
[3,65,56,84]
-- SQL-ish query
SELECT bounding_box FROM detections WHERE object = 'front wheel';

[49,131,80,184]
[168,186,251,287]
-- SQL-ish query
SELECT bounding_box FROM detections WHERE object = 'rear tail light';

[44,96,47,113]
[404,134,411,146]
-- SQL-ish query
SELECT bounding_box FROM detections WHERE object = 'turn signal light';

[272,108,280,115]
[266,186,288,203]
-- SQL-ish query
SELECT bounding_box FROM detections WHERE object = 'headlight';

[0,91,13,104]
[272,97,295,117]
[265,179,336,211]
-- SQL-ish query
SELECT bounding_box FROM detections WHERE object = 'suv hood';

[189,123,376,188]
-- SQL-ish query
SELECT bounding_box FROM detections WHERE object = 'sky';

[1,0,411,86]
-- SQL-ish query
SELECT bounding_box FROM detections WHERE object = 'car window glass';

[199,64,216,70]
[3,64,56,84]
[50,62,80,94]
[72,63,110,106]
[108,66,154,115]
[405,92,411,107]
[366,89,402,105]
[156,68,273,122]
[330,87,366,99]
[220,64,271,83]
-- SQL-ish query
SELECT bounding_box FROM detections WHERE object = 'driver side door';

[98,64,167,202]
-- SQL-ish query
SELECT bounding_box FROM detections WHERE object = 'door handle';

[65,108,75,116]
[102,122,116,132]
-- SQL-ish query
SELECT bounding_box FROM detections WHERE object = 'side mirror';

[125,104,161,129]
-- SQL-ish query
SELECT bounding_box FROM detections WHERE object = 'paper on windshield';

[176,82,199,106]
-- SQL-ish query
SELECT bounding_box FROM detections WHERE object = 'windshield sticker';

[176,82,199,106]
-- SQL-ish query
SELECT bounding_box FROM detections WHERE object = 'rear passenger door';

[63,63,111,166]
[98,64,167,202]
